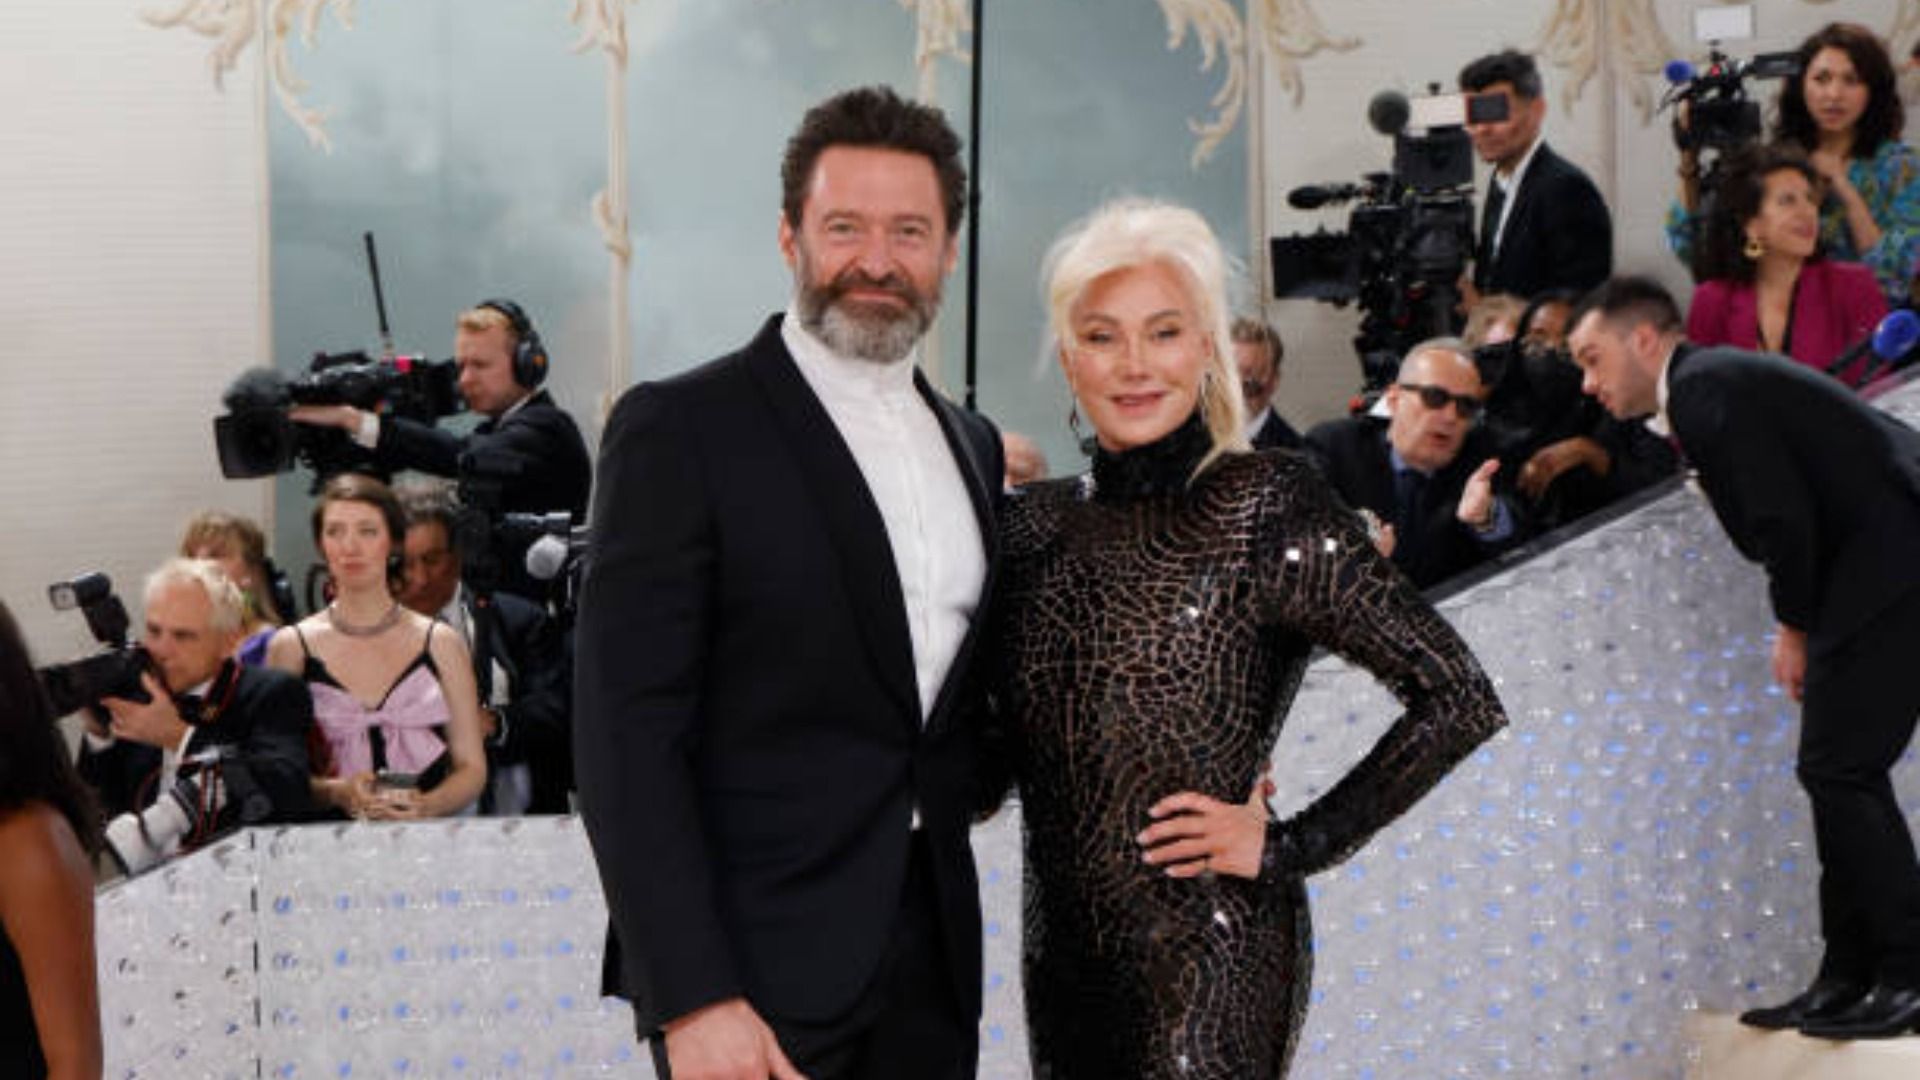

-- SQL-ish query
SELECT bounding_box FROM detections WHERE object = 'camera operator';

[77,559,314,876]
[1667,23,1919,310]
[1460,49,1613,302]
[0,601,102,1080]
[289,299,592,601]
[397,482,572,815]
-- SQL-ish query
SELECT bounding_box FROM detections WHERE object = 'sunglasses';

[1397,382,1484,420]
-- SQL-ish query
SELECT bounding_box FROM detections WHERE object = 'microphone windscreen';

[1663,59,1696,85]
[223,368,291,411]
[524,534,569,581]
[1872,309,1920,359]
[1367,90,1410,136]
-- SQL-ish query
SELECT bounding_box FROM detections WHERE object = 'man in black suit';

[290,299,592,603]
[575,86,1001,1080]
[397,482,571,815]
[1232,316,1302,450]
[1568,276,1920,1039]
[79,558,312,875]
[1460,49,1613,301]
[1305,338,1525,590]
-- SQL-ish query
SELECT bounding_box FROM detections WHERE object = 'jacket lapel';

[743,317,921,723]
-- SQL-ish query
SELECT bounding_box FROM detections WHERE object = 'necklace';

[327,601,403,638]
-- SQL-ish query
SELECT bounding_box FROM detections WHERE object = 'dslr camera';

[213,351,462,491]
[1271,86,1504,392]
[35,572,152,718]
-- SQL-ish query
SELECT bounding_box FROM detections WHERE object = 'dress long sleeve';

[1252,461,1508,879]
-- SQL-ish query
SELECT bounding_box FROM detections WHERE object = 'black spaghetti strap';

[293,623,313,660]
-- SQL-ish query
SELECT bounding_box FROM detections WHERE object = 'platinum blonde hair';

[1042,198,1250,477]
[146,557,247,636]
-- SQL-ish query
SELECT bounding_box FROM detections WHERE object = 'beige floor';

[1685,1012,1920,1079]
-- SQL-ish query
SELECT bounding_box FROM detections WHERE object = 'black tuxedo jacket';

[1474,142,1613,300]
[77,664,314,826]
[1666,345,1920,647]
[1249,407,1303,451]
[379,390,593,602]
[464,588,572,813]
[575,315,1003,1033]
[1304,415,1525,589]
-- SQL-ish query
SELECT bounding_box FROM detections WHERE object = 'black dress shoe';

[1799,983,1920,1039]
[1737,978,1870,1030]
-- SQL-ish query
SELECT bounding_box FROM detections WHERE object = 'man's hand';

[664,998,808,1080]
[1772,624,1807,702]
[1518,437,1608,500]
[1455,458,1501,530]
[288,404,367,432]
[101,672,189,750]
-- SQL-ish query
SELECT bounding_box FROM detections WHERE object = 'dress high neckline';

[1087,412,1211,503]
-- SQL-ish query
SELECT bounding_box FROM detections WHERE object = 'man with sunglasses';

[1306,338,1527,589]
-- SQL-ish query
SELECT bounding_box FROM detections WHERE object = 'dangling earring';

[1744,233,1765,260]
[1068,399,1084,441]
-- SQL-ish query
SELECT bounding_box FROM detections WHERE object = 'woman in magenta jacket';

[1688,143,1887,383]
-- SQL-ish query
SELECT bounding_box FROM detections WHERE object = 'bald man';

[1305,338,1528,588]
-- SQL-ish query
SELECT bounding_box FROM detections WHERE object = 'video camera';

[1271,86,1503,391]
[35,572,153,718]
[1661,47,1801,282]
[1663,49,1800,153]
[213,351,462,491]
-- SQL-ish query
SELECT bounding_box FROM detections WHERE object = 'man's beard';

[793,248,941,364]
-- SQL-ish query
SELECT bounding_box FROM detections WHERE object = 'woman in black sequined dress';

[990,200,1509,1079]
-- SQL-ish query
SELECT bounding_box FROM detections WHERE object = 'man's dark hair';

[1229,317,1284,367]
[1776,23,1904,159]
[781,85,968,232]
[1569,276,1684,337]
[1460,49,1543,100]
[0,601,102,853]
[396,479,462,554]
[1698,143,1825,283]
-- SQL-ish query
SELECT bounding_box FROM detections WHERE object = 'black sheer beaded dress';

[991,413,1508,1079]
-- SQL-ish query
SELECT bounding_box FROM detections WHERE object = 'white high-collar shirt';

[781,307,985,722]
[1487,134,1545,261]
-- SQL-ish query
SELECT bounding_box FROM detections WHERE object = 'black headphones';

[476,298,549,390]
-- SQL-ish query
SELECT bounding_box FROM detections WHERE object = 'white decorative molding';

[1156,0,1246,169]
[1535,0,1678,123]
[899,0,973,104]
[567,0,639,418]
[1254,0,1360,109]
[1157,0,1355,169]
[142,0,356,153]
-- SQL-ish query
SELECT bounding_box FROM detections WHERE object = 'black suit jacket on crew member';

[1304,416,1526,590]
[574,315,1004,1034]
[1665,345,1920,649]
[77,664,315,826]
[1474,142,1614,300]
[463,588,572,813]
[378,389,594,602]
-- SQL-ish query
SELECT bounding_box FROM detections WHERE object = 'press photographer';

[286,299,592,606]
[397,481,572,815]
[1272,84,1488,390]
[72,560,313,878]
[1665,22,1919,309]
[1459,48,1612,302]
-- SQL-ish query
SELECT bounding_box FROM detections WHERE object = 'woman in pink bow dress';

[267,473,487,818]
